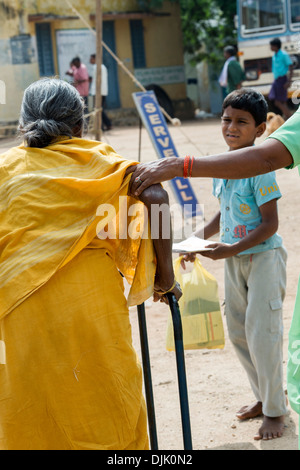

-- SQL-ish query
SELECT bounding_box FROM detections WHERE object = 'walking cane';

[137,303,159,450]
[166,293,193,451]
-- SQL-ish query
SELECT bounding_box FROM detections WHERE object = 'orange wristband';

[189,156,195,177]
[183,155,190,178]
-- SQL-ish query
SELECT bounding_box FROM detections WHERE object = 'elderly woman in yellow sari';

[0,78,181,450]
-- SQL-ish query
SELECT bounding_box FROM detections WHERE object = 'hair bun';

[18,78,85,148]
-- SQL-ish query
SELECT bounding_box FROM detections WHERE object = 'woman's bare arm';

[190,139,293,178]
[127,139,293,197]
[138,184,182,302]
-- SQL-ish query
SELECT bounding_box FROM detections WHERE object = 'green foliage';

[180,0,237,66]
[137,0,237,66]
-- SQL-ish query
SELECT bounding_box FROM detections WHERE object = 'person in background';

[66,57,90,110]
[89,54,112,131]
[269,37,294,120]
[219,46,245,96]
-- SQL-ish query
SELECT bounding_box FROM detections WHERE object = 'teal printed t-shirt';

[212,174,282,255]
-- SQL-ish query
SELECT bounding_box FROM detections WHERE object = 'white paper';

[172,236,215,253]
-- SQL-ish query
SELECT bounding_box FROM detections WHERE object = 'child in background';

[183,89,287,440]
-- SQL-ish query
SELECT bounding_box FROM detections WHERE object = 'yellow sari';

[0,138,156,450]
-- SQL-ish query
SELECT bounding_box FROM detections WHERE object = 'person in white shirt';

[89,54,112,131]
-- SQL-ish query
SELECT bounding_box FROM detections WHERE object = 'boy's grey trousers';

[224,247,288,417]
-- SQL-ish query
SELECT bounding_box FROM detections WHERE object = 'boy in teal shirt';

[269,37,293,119]
[183,89,287,440]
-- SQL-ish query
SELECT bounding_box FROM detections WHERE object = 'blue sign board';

[133,91,201,218]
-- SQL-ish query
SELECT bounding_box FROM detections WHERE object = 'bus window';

[241,0,286,35]
[244,57,272,81]
[290,0,300,29]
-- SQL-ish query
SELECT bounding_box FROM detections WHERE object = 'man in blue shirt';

[269,37,294,119]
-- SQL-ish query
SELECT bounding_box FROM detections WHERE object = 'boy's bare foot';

[236,401,263,420]
[254,415,285,440]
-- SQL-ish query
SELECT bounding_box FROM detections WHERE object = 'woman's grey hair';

[18,78,85,148]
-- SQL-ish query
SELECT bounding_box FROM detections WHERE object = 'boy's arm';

[203,199,279,260]
[180,212,220,268]
[193,211,220,239]
[230,199,278,254]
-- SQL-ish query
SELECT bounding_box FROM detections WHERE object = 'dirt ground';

[0,118,299,450]
[118,120,300,451]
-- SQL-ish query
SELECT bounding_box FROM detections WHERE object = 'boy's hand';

[200,243,237,260]
[180,252,197,270]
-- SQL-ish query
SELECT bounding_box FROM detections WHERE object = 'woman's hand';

[153,278,182,304]
[125,157,182,197]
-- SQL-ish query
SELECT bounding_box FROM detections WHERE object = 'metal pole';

[137,303,158,450]
[95,0,102,140]
[166,293,193,450]
[138,118,142,162]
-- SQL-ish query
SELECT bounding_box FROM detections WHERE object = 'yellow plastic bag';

[166,257,225,351]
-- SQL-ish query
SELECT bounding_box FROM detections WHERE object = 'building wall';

[33,0,140,16]
[0,1,39,123]
[0,0,189,125]
[143,3,186,102]
[114,19,132,109]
